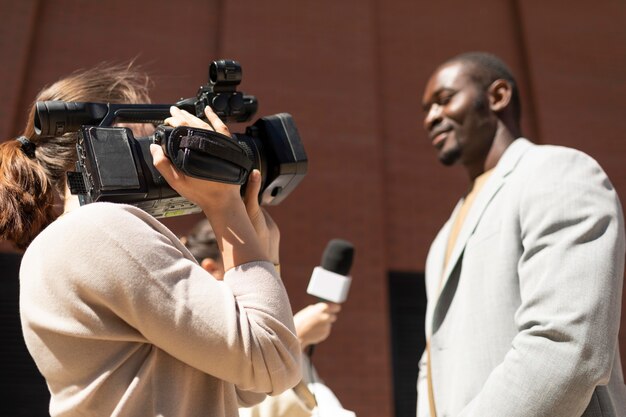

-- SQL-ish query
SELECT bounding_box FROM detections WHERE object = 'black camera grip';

[179,133,252,173]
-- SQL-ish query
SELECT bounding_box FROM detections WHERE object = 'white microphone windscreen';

[306,266,352,303]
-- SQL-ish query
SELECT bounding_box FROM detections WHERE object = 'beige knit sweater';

[19,202,302,417]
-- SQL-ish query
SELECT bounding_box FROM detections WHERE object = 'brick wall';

[1,1,625,416]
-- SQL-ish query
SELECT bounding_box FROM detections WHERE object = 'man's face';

[421,61,496,167]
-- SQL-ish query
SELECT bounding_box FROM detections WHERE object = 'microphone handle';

[306,295,326,358]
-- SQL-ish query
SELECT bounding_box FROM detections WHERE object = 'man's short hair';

[447,51,521,123]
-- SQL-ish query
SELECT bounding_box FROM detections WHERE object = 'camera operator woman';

[0,63,301,417]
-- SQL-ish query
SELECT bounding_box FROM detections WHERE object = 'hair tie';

[16,136,36,159]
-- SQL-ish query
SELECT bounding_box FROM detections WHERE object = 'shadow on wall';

[0,252,50,416]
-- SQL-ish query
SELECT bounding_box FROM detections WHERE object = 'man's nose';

[424,103,443,132]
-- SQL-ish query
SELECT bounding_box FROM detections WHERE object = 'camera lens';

[209,60,242,85]
[211,94,228,112]
[209,63,218,83]
[229,94,244,112]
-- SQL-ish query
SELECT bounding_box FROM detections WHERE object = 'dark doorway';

[388,271,427,417]
[0,252,49,416]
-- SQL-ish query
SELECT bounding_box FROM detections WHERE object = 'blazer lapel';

[431,138,534,333]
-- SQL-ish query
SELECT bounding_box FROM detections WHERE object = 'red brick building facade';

[1,1,625,416]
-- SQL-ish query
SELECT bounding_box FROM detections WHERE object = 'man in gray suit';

[417,52,626,417]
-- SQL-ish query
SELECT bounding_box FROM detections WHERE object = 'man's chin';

[438,148,461,166]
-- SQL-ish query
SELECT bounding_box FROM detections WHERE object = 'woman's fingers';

[163,106,233,140]
[317,302,341,323]
[164,106,213,130]
[244,170,262,218]
[149,144,182,184]
[325,303,342,314]
[204,106,231,137]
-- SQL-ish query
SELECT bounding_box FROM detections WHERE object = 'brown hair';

[0,61,152,250]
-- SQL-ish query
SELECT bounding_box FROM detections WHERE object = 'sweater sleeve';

[53,203,302,395]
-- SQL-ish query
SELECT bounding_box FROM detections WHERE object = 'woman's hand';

[150,106,241,211]
[242,169,280,266]
[150,105,279,271]
[293,302,342,349]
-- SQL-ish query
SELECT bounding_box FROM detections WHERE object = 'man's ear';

[488,79,512,112]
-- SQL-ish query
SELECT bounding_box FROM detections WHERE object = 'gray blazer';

[417,138,626,417]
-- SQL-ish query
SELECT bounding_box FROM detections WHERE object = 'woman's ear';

[488,79,512,112]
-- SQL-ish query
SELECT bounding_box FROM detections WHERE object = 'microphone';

[305,239,354,359]
[306,239,355,303]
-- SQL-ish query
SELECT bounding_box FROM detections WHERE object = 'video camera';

[33,60,308,218]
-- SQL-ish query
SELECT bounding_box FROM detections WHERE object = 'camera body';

[35,60,308,218]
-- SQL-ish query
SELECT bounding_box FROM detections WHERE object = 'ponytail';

[0,139,56,250]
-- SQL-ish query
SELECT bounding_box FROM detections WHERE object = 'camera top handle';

[34,101,173,137]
